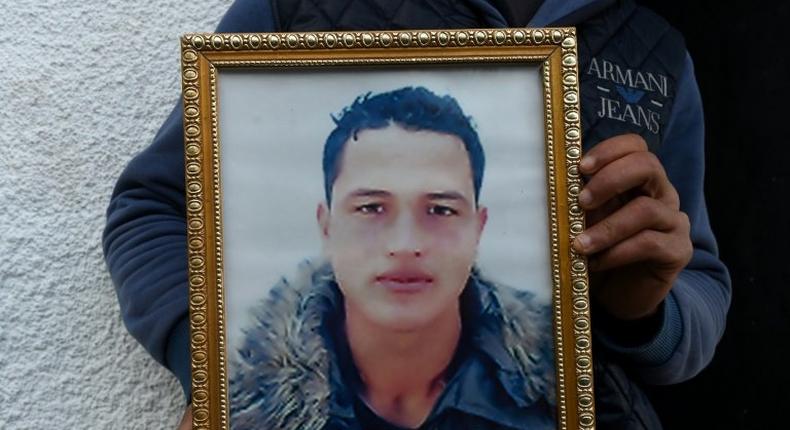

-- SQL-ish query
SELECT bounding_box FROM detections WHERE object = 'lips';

[375,268,434,293]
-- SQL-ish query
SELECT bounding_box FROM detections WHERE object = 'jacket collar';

[529,0,617,26]
[230,261,555,430]
[473,0,617,27]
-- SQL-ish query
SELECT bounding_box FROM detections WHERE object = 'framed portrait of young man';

[181,28,593,430]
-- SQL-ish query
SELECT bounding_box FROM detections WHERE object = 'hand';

[572,134,692,320]
[177,405,192,430]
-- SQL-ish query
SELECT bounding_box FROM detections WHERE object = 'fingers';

[579,134,647,175]
[586,226,692,273]
[574,196,683,255]
[574,133,691,278]
[579,134,678,212]
[579,150,679,210]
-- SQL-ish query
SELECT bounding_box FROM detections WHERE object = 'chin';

[369,304,441,332]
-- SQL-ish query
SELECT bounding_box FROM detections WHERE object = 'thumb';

[177,405,192,430]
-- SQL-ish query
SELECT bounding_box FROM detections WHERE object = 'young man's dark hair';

[322,86,485,205]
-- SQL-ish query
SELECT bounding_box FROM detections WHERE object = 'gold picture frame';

[182,28,593,430]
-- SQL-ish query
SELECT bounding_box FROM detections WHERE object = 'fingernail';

[574,233,591,252]
[580,156,594,171]
[579,189,592,206]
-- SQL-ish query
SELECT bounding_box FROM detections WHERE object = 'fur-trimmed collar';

[230,261,555,430]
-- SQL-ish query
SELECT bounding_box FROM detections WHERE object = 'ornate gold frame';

[181,28,593,430]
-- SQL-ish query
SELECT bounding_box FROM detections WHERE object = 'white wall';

[0,1,231,428]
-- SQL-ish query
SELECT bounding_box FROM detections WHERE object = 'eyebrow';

[427,191,470,205]
[345,189,392,200]
[342,189,472,205]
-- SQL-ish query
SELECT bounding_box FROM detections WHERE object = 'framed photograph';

[182,28,593,430]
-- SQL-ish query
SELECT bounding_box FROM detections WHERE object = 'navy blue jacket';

[103,0,731,427]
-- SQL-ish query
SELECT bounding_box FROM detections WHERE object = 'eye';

[356,203,384,215]
[427,205,458,217]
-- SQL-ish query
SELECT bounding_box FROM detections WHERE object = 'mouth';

[375,269,434,294]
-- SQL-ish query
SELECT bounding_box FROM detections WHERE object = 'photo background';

[218,66,551,348]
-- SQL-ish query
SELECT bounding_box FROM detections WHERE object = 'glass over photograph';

[217,67,558,429]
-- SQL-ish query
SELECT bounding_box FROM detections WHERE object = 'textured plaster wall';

[0,1,231,428]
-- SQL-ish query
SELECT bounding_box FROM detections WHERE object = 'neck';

[345,303,462,427]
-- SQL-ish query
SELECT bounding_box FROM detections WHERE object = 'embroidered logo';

[587,57,668,135]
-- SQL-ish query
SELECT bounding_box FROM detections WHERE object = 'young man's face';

[318,124,487,331]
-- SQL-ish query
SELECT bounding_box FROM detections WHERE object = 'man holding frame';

[103,0,732,428]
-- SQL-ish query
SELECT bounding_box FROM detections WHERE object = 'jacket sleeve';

[102,0,277,400]
[593,53,732,385]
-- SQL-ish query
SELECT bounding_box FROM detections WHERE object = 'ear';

[475,206,488,243]
[317,202,331,239]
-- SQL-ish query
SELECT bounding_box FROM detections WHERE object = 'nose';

[386,212,424,258]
